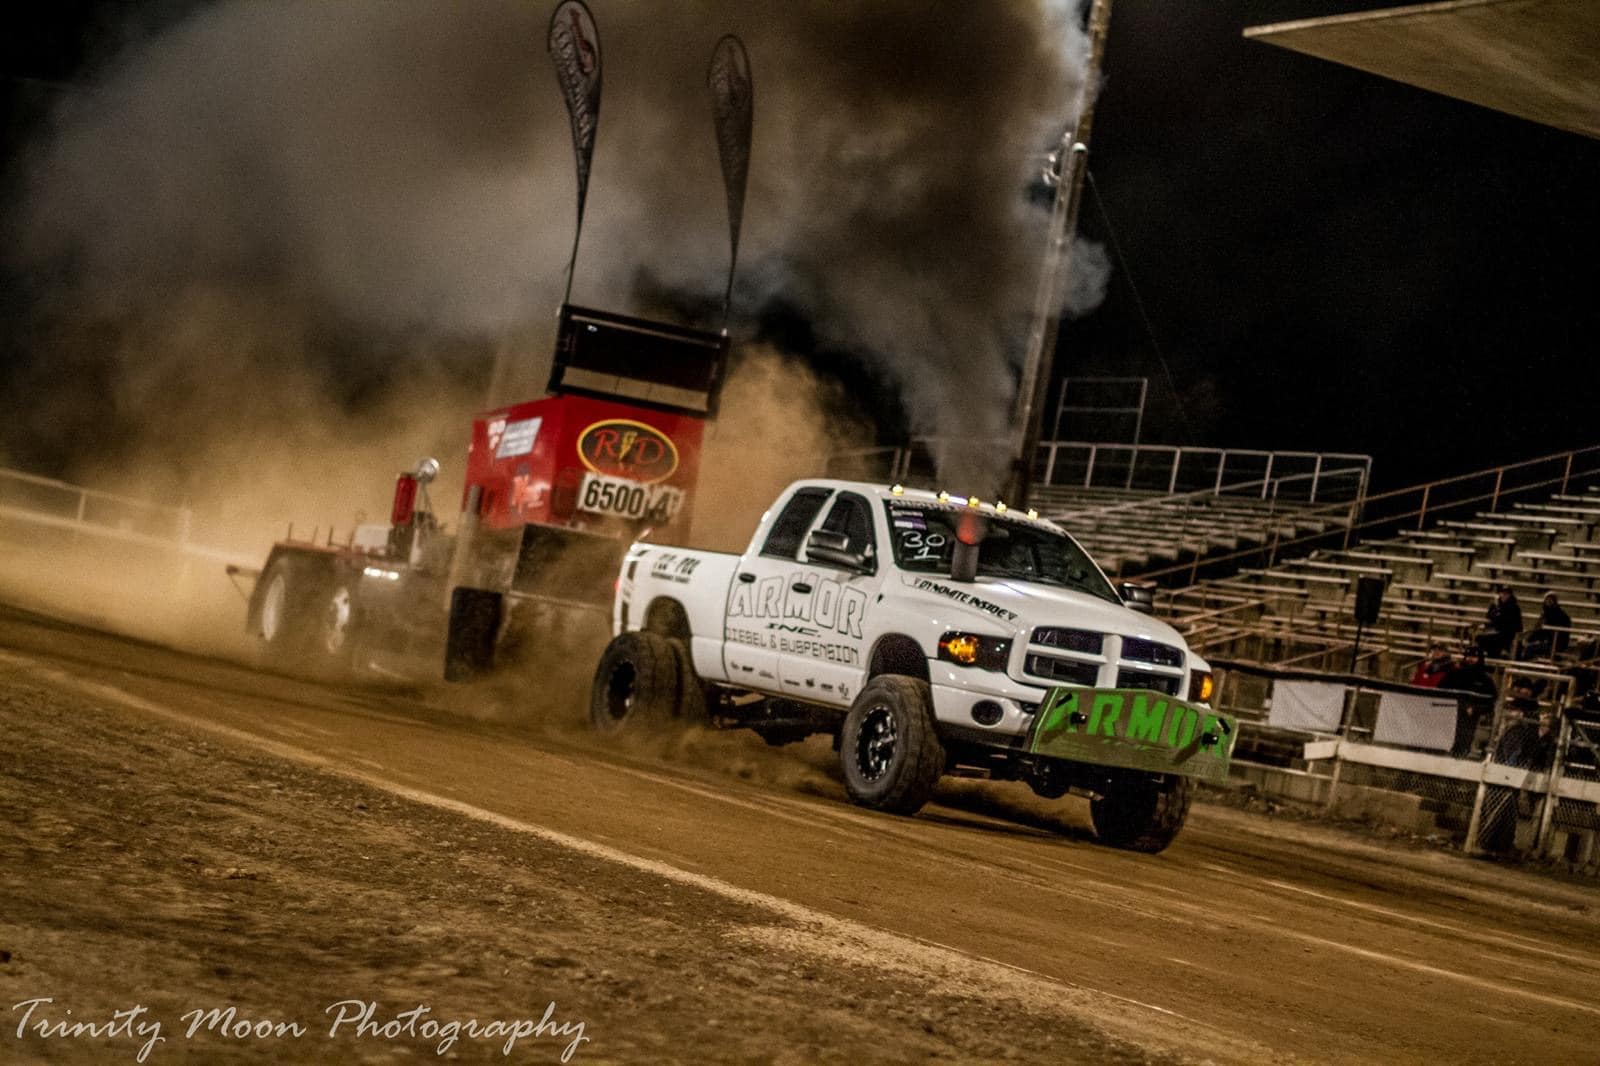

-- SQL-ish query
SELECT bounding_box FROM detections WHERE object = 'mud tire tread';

[1090,773,1192,853]
[839,675,945,815]
[589,631,681,733]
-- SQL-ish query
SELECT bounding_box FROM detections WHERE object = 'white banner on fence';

[1268,680,1346,733]
[1373,692,1457,752]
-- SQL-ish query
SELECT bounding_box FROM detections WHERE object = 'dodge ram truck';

[590,479,1235,851]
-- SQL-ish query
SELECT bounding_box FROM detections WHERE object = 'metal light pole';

[1005,0,1113,509]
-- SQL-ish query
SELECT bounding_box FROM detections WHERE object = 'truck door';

[775,490,880,707]
[722,486,833,691]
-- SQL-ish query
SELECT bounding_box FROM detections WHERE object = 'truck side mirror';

[1119,581,1155,615]
[806,529,870,572]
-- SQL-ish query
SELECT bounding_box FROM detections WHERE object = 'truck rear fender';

[643,597,691,643]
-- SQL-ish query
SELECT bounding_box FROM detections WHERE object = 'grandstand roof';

[1244,0,1600,140]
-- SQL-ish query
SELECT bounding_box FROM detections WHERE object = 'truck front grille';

[1031,627,1103,655]
[1025,654,1100,687]
[1116,668,1181,696]
[1120,637,1183,668]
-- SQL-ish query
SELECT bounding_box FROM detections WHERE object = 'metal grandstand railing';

[0,466,192,546]
[1144,443,1600,586]
[1035,443,1370,502]
[1040,466,1370,578]
[0,465,250,566]
[824,439,1372,504]
[1044,466,1368,519]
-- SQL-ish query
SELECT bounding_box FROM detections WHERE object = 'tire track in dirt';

[0,646,1273,1064]
[4,602,1599,1063]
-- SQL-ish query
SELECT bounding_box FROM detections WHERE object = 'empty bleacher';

[1035,484,1356,576]
[1160,447,1600,679]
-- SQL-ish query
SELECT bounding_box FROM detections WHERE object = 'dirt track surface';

[2,601,1599,1064]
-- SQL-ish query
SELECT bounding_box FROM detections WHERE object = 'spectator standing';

[1480,691,1557,852]
[1476,586,1523,658]
[1493,684,1554,770]
[1522,592,1572,660]
[1409,644,1453,687]
[1445,646,1497,757]
[1445,646,1496,699]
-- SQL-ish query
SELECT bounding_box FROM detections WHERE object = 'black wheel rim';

[604,661,637,723]
[855,705,898,781]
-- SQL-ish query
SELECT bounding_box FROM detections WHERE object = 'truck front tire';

[839,675,946,815]
[1090,772,1192,853]
[590,631,682,732]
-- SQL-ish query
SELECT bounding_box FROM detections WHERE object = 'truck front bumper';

[928,671,1235,783]
[928,666,1051,743]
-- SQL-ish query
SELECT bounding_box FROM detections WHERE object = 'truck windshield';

[884,501,1118,603]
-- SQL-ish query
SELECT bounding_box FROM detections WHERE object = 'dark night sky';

[2,1,1596,492]
[1067,1,1599,488]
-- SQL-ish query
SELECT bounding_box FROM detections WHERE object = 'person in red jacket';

[1409,643,1454,687]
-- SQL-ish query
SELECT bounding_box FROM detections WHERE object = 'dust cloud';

[2,0,1106,664]
[688,347,868,552]
[0,538,249,659]
[8,0,1103,488]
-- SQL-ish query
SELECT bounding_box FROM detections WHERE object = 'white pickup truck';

[590,479,1229,851]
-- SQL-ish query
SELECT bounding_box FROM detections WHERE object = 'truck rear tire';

[590,631,681,732]
[1090,773,1191,853]
[669,639,708,723]
[839,675,945,815]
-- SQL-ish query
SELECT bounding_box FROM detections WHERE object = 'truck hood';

[897,572,1190,650]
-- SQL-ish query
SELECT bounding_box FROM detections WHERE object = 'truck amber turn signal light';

[937,632,1012,671]
[1189,669,1215,702]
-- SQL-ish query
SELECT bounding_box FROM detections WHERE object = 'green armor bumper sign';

[1028,687,1237,785]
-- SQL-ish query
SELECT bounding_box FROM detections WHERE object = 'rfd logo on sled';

[728,571,867,638]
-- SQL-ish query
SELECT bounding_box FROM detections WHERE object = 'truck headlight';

[937,632,1012,672]
[1189,669,1215,703]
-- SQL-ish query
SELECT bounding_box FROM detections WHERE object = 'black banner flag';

[707,34,752,325]
[548,0,602,303]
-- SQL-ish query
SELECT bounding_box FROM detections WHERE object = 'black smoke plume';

[6,0,1104,494]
